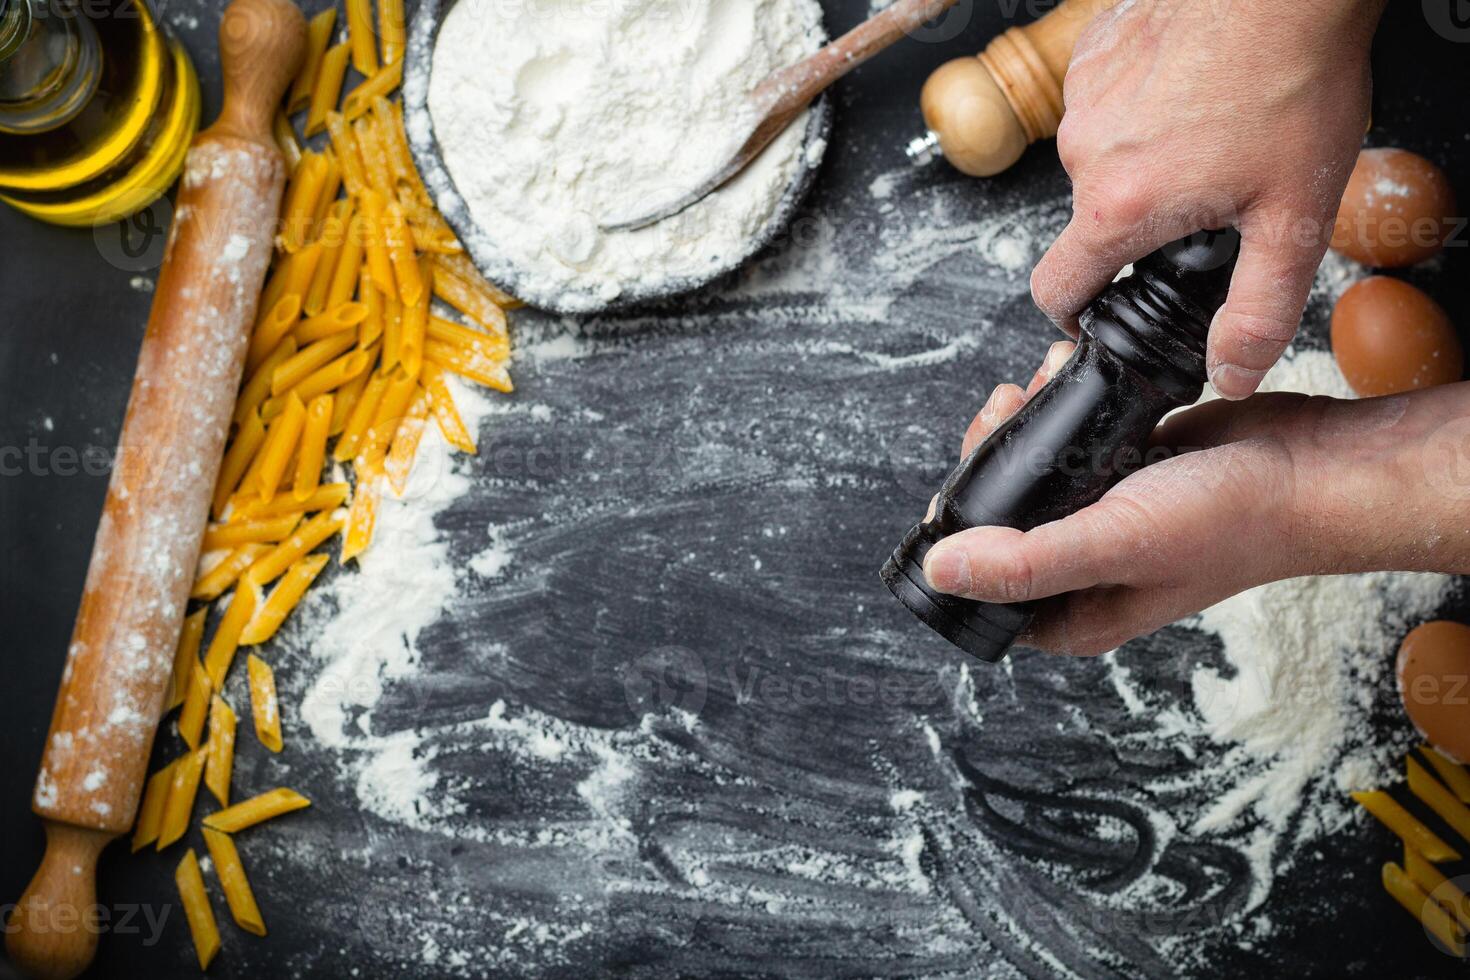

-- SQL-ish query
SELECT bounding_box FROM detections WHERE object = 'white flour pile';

[427,0,824,308]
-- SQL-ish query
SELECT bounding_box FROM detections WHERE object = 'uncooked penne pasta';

[434,251,522,310]
[342,61,403,122]
[1383,861,1466,956]
[358,190,397,300]
[245,482,350,520]
[304,199,352,315]
[345,0,377,75]
[247,654,284,753]
[385,391,429,495]
[287,7,336,113]
[383,201,422,307]
[377,97,415,186]
[131,758,179,852]
[1353,790,1462,862]
[1407,755,1470,842]
[192,543,269,601]
[305,41,350,138]
[361,368,418,466]
[1404,845,1470,932]
[202,582,259,689]
[176,849,221,970]
[235,336,299,427]
[399,258,431,379]
[167,607,208,712]
[273,333,357,396]
[203,788,312,833]
[272,110,302,169]
[202,827,267,937]
[286,348,372,407]
[212,408,267,518]
[331,367,372,437]
[241,554,330,645]
[334,372,389,462]
[379,0,405,65]
[421,364,477,454]
[247,509,345,585]
[295,303,366,345]
[280,151,327,252]
[359,264,384,349]
[424,339,513,393]
[432,265,509,337]
[325,110,368,198]
[342,466,381,562]
[293,394,334,502]
[381,292,403,371]
[327,213,366,311]
[427,314,510,359]
[202,513,302,551]
[178,658,212,750]
[256,392,306,503]
[261,245,320,324]
[396,185,460,253]
[156,747,206,851]
[310,149,343,232]
[1422,745,1470,804]
[203,694,236,807]
[353,116,393,200]
[246,293,303,374]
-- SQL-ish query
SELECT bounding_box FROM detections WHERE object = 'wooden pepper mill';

[908,0,1121,176]
[4,0,303,977]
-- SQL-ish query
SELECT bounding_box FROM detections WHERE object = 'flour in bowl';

[427,0,825,309]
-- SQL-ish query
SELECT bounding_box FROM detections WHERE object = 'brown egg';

[1331,148,1458,267]
[1330,276,1462,396]
[1398,621,1470,763]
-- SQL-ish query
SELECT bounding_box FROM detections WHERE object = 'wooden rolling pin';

[908,0,1122,176]
[5,1,304,977]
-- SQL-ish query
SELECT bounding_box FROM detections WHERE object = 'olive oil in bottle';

[0,0,199,226]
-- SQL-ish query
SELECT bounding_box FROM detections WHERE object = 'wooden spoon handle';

[6,1,303,977]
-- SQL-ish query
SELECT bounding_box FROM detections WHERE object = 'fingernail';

[978,388,1001,424]
[1042,342,1073,379]
[924,546,972,596]
[1207,361,1267,401]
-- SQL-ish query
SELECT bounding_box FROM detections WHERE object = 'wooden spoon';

[599,0,961,231]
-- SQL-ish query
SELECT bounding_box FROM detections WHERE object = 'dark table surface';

[4,1,1470,977]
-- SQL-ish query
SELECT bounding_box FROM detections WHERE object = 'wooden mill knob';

[5,1,302,978]
[914,0,1121,176]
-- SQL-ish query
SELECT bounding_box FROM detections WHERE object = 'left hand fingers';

[959,341,1077,459]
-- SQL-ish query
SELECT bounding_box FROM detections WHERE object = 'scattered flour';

[427,0,824,308]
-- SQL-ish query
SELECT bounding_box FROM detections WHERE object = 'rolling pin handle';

[211,0,306,145]
[6,824,114,980]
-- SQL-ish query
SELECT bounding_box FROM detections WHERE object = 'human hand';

[921,343,1470,655]
[1031,0,1384,399]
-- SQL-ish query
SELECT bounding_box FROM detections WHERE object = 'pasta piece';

[342,466,381,562]
[396,186,460,254]
[358,190,397,300]
[295,302,367,345]
[1384,862,1466,956]
[272,331,357,396]
[272,110,301,169]
[1407,755,1470,843]
[212,409,267,518]
[244,482,350,519]
[309,149,342,232]
[178,658,212,750]
[167,607,208,712]
[202,827,267,937]
[334,372,389,461]
[241,553,329,645]
[345,0,377,74]
[286,7,336,113]
[247,654,283,753]
[327,213,366,311]
[256,392,307,503]
[353,115,393,199]
[292,394,333,502]
[201,513,302,551]
[433,251,522,310]
[378,0,405,66]
[203,788,312,833]
[381,292,403,371]
[432,265,509,338]
[385,390,429,495]
[342,61,403,122]
[192,544,270,601]
[131,758,179,852]
[377,98,415,186]
[247,510,345,585]
[1422,745,1470,804]
[246,293,303,374]
[235,336,299,426]
[175,849,221,970]
[330,366,372,438]
[427,314,510,359]
[280,151,327,252]
[325,110,368,198]
[260,245,321,325]
[399,257,431,379]
[304,199,352,315]
[359,264,384,349]
[1352,790,1462,862]
[421,363,477,454]
[202,582,260,689]
[360,368,418,467]
[1405,845,1470,933]
[383,201,422,307]
[156,747,206,851]
[273,348,371,410]
[305,41,350,138]
[203,695,237,807]
[424,339,513,393]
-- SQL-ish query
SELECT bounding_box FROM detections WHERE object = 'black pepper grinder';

[881,228,1241,661]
